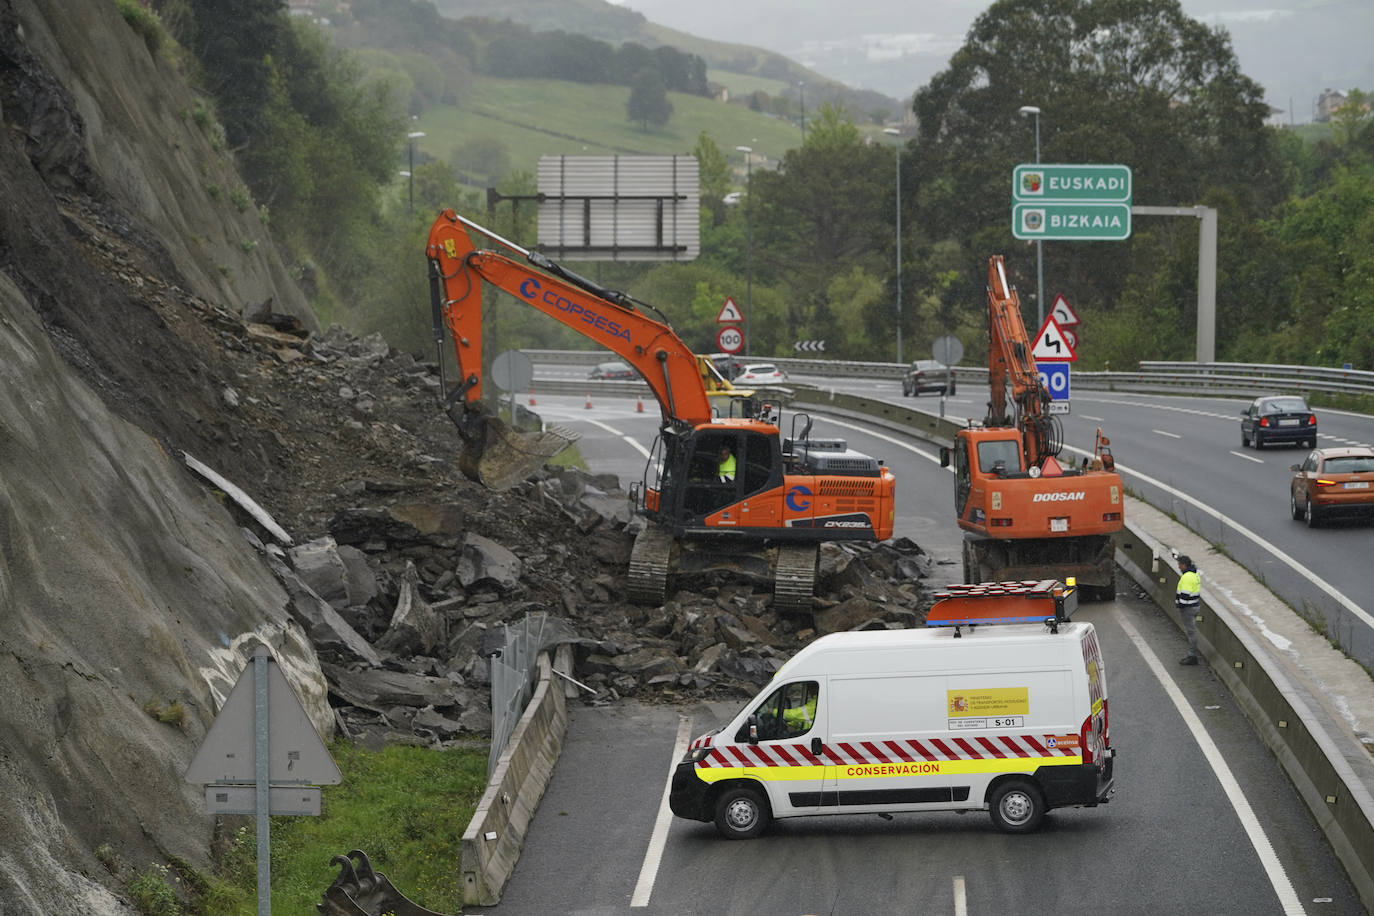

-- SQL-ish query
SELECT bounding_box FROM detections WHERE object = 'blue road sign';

[1037,362,1070,401]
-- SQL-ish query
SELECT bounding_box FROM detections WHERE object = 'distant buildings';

[1315,89,1347,123]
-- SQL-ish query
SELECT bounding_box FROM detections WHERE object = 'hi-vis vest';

[1176,570,1201,609]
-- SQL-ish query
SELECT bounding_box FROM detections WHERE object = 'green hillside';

[413,77,810,187]
[427,0,899,114]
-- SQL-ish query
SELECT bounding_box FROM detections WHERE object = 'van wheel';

[714,785,769,839]
[989,779,1045,834]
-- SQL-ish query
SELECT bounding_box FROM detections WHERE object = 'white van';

[669,580,1114,837]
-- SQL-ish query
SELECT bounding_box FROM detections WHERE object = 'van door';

[1080,626,1109,761]
[710,680,827,816]
[820,674,955,811]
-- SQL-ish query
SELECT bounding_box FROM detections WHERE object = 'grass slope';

[420,77,807,180]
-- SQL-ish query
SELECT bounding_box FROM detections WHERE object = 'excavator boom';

[427,209,714,426]
[425,209,895,608]
[945,255,1124,599]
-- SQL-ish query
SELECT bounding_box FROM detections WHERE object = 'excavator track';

[627,526,674,605]
[773,543,818,612]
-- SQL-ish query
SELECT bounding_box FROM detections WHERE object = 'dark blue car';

[1240,395,1317,449]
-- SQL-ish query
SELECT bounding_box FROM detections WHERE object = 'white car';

[734,363,786,383]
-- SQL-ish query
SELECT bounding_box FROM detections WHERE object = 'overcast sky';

[615,0,1372,123]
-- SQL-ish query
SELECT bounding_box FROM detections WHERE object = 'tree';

[908,0,1286,354]
[803,102,861,149]
[750,105,892,344]
[1331,89,1372,149]
[186,0,286,149]
[693,132,731,224]
[627,68,672,131]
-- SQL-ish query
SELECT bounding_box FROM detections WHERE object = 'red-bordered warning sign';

[1031,317,1077,362]
[1050,294,1080,327]
[716,297,743,323]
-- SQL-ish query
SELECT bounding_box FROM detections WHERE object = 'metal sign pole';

[253,647,271,916]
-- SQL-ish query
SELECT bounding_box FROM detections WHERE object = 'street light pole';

[735,145,753,358]
[406,130,426,217]
[1017,106,1044,328]
[883,128,903,364]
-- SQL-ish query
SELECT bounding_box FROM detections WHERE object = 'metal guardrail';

[523,351,1374,400]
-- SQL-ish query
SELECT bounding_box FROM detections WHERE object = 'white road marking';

[1081,414,1105,422]
[953,875,968,916]
[1056,445,1374,632]
[631,716,694,907]
[537,411,653,458]
[1153,429,1182,439]
[1113,607,1306,916]
[1230,450,1264,464]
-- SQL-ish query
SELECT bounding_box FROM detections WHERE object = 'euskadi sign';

[1012,164,1132,241]
[1013,165,1131,202]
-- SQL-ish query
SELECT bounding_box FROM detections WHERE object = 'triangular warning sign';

[185,652,341,786]
[716,296,744,323]
[1050,294,1080,327]
[1032,316,1077,362]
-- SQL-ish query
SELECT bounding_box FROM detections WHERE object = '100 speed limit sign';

[717,326,744,354]
[1036,362,1070,400]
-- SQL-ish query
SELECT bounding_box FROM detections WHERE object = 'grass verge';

[206,741,489,915]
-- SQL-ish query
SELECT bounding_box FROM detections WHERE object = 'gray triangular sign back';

[185,656,341,786]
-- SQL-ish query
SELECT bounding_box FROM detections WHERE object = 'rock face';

[0,1,951,913]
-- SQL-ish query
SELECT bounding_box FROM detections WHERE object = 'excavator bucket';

[318,850,453,916]
[454,411,579,491]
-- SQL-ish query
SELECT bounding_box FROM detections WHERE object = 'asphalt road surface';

[472,390,1364,915]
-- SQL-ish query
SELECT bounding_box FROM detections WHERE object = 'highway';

[473,383,1369,914]
[800,374,1374,670]
[532,371,1374,673]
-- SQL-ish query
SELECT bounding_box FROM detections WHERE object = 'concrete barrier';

[459,651,569,907]
[798,387,1374,908]
[1115,512,1374,910]
[471,388,1372,910]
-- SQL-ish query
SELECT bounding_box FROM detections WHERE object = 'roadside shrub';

[114,0,164,57]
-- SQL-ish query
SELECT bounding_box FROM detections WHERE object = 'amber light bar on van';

[927,579,1078,626]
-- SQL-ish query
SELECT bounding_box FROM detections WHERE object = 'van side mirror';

[747,714,759,745]
[939,447,951,468]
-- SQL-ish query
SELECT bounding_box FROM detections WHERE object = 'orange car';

[1290,447,1374,527]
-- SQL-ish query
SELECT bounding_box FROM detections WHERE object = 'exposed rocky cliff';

[0,2,938,913]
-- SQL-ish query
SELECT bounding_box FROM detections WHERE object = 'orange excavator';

[426,209,895,608]
[941,257,1123,600]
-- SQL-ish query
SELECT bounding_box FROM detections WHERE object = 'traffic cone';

[528,388,536,406]
[636,395,644,413]
[585,392,593,409]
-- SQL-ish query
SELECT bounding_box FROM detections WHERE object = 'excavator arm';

[427,209,714,424]
[984,255,1058,466]
[425,209,715,486]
